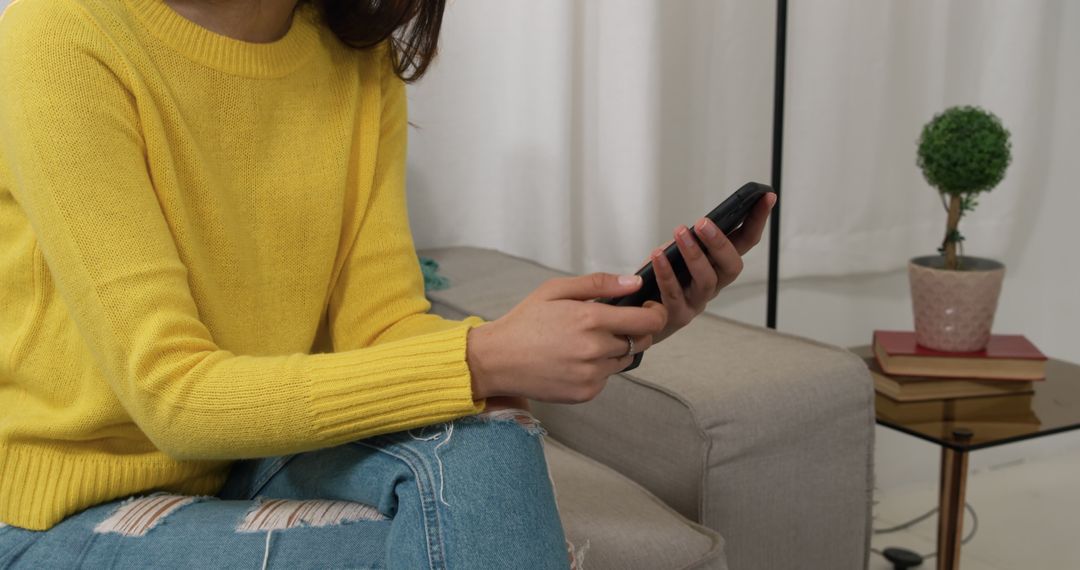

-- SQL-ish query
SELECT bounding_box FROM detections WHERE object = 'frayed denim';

[0,408,576,569]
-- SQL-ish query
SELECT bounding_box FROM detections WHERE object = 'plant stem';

[945,194,961,270]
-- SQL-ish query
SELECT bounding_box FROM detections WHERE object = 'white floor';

[868,449,1080,570]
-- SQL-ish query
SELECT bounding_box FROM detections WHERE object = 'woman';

[0,0,775,567]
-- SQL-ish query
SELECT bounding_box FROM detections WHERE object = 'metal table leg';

[936,445,969,570]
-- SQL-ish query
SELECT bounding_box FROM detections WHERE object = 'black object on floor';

[882,547,923,569]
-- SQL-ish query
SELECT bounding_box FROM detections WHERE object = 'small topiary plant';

[916,105,1012,270]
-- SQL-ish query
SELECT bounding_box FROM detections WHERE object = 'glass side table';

[850,345,1080,570]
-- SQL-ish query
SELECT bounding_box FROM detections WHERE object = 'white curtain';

[2,0,1069,283]
[407,0,1076,284]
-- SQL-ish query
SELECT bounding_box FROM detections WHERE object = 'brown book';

[873,330,1047,381]
[875,392,1039,425]
[864,356,1034,402]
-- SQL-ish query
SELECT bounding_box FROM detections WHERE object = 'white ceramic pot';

[908,255,1005,352]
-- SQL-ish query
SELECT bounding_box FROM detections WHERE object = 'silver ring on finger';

[623,335,635,357]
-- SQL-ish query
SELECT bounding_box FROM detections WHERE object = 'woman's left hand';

[649,192,777,345]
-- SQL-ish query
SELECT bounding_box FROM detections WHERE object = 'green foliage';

[959,194,979,214]
[917,106,1012,196]
[937,230,965,256]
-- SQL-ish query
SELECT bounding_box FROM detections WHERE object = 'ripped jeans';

[0,408,581,569]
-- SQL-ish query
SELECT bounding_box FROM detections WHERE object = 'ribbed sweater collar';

[123,0,322,78]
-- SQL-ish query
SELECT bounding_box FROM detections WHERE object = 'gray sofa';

[420,247,875,570]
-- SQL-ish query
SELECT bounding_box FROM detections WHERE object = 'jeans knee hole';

[474,408,547,437]
[235,498,387,533]
[93,494,206,537]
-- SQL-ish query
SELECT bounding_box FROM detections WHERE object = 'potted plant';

[909,105,1012,352]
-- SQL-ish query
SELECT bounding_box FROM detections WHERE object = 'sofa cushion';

[543,437,724,570]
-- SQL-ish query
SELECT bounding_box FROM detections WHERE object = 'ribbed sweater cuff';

[304,319,487,445]
[0,444,226,531]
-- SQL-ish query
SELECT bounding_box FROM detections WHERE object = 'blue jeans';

[0,408,576,569]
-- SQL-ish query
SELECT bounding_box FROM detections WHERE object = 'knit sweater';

[0,0,488,531]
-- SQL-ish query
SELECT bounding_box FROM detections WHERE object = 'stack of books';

[874,391,1038,426]
[868,330,1048,423]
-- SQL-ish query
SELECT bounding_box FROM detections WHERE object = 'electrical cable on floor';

[873,506,937,535]
[870,502,979,561]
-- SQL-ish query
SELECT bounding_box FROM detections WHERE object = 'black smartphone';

[597,181,774,308]
[597,181,774,371]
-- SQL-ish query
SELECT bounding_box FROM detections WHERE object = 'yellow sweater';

[0,0,488,530]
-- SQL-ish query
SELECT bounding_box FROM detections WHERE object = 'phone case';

[598,181,774,372]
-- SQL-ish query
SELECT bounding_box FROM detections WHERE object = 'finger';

[651,246,684,307]
[729,192,776,255]
[674,225,718,302]
[643,299,669,331]
[584,301,667,336]
[693,218,744,290]
[597,333,654,359]
[641,238,675,268]
[536,272,642,302]
[604,352,637,376]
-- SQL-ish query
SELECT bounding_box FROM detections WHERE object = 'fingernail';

[697,218,719,239]
[619,274,641,286]
[677,228,697,248]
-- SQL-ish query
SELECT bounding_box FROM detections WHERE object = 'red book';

[872,330,1047,381]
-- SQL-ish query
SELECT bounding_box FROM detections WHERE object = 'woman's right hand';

[466,273,668,404]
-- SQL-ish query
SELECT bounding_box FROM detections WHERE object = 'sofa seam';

[615,373,714,526]
[863,361,877,569]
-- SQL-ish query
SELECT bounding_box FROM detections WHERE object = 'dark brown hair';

[305,0,447,83]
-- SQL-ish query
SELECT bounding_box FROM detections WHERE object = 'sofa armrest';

[419,246,874,570]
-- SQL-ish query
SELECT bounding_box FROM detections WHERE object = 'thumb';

[643,300,669,326]
[535,272,643,302]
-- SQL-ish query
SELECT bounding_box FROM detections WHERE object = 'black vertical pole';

[767,0,787,330]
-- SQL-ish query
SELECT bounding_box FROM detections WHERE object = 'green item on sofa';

[419,255,450,292]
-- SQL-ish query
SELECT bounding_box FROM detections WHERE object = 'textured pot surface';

[908,255,1005,352]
